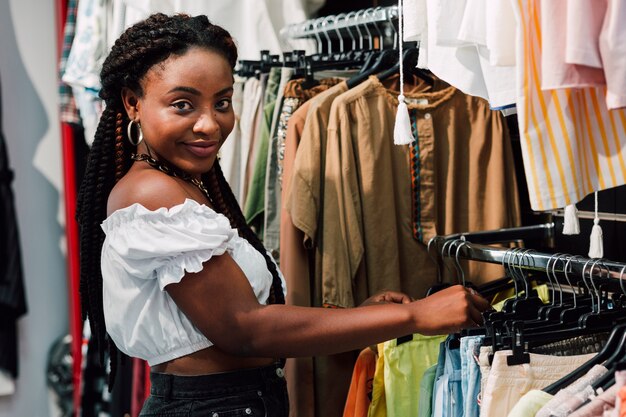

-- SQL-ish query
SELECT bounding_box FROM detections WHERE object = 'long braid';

[114,112,128,181]
[76,104,123,369]
[205,162,285,304]
[77,13,276,389]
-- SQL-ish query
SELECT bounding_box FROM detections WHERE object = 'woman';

[76,13,490,416]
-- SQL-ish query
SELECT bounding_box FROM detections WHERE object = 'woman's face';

[124,47,235,177]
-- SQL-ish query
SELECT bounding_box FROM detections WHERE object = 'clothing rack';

[551,209,626,223]
[281,6,397,39]
[438,222,556,245]
[280,6,400,53]
[429,225,626,285]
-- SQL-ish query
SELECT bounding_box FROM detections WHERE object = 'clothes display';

[405,0,626,211]
[46,1,626,417]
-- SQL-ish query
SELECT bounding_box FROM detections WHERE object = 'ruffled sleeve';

[101,199,237,290]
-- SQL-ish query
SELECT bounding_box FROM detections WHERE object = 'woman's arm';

[166,251,490,358]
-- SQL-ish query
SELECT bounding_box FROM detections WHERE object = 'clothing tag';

[406,98,429,106]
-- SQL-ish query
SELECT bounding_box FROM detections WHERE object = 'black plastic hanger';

[592,326,626,390]
[542,323,626,394]
[376,47,434,87]
[346,49,397,89]
[510,259,623,350]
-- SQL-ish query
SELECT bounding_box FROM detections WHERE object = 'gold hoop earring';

[127,120,144,146]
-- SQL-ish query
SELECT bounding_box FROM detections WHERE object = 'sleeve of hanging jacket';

[321,94,365,309]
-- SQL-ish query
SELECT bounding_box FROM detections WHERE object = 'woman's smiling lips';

[183,140,219,157]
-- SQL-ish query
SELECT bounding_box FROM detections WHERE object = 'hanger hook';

[545,252,559,306]
[504,247,520,297]
[354,10,366,50]
[440,239,457,283]
[551,253,566,306]
[311,18,324,54]
[343,11,358,51]
[446,239,465,284]
[370,6,385,50]
[510,249,523,297]
[386,5,399,50]
[427,236,443,283]
[454,238,469,286]
[589,260,601,313]
[362,8,375,50]
[321,16,335,55]
[518,249,536,299]
[590,259,609,313]
[334,13,349,54]
[581,258,596,312]
[564,255,583,308]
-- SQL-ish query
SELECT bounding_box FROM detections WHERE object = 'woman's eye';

[216,99,232,111]
[172,101,192,111]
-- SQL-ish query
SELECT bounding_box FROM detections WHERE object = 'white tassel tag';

[562,204,580,235]
[588,218,604,258]
[394,95,415,145]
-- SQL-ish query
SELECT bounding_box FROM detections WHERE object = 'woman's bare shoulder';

[106,168,190,215]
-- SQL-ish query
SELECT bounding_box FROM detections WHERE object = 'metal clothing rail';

[440,222,556,245]
[430,231,626,283]
[281,6,397,40]
[551,209,626,223]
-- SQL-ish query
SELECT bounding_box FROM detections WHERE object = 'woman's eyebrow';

[167,86,202,95]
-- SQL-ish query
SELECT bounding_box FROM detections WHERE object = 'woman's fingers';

[381,291,413,304]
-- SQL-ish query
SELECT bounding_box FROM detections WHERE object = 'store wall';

[0,0,69,416]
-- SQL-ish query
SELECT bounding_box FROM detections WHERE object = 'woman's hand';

[359,290,414,307]
[410,285,491,336]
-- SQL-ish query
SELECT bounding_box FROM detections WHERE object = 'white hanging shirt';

[419,0,515,109]
[457,0,517,109]
[403,0,427,42]
[485,0,517,67]
[423,0,488,101]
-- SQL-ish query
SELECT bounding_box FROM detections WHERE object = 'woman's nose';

[193,112,220,136]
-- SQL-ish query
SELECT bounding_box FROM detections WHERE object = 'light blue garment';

[431,340,447,416]
[433,374,447,417]
[418,364,438,417]
[460,336,484,417]
[442,338,463,417]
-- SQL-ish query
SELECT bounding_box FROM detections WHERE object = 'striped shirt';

[513,0,626,211]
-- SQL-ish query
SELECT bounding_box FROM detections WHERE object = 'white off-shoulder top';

[100,199,287,366]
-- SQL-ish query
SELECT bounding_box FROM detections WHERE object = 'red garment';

[343,348,378,417]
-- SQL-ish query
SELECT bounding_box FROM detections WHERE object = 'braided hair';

[76,13,284,388]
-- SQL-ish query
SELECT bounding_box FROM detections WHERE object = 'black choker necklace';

[131,153,211,200]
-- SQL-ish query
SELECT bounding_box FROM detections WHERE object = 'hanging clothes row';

[402,0,626,217]
[347,232,626,417]
[269,7,522,417]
